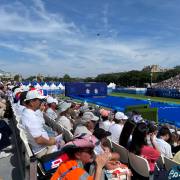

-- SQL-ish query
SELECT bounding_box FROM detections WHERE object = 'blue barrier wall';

[146,88,180,99]
[65,82,107,97]
[113,88,147,95]
[42,89,63,96]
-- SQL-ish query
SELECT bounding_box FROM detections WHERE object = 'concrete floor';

[0,118,22,180]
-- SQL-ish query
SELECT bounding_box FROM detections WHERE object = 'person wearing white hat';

[21,90,61,157]
[74,111,99,137]
[57,102,73,131]
[108,112,128,144]
[46,96,58,121]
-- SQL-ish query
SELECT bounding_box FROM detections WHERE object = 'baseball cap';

[115,112,128,120]
[82,111,99,122]
[59,102,72,113]
[99,109,110,117]
[93,128,111,140]
[24,90,46,101]
[47,96,58,105]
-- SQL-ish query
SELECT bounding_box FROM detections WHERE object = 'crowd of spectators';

[0,82,12,159]
[153,74,180,89]
[1,81,180,179]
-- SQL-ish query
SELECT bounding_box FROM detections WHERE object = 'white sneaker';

[0,151,11,159]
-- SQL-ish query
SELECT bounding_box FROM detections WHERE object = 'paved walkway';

[0,118,22,180]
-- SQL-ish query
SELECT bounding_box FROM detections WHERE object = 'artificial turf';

[110,92,180,104]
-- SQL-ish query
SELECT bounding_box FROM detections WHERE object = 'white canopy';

[108,82,116,89]
[35,83,42,89]
[58,83,65,90]
[50,83,58,90]
[42,83,50,90]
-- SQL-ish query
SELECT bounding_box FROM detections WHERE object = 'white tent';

[35,83,42,89]
[58,83,65,90]
[21,85,29,91]
[108,82,116,89]
[42,83,50,90]
[50,83,58,90]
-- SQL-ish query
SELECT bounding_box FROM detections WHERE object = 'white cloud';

[0,0,180,77]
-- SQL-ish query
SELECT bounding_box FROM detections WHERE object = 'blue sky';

[0,0,180,77]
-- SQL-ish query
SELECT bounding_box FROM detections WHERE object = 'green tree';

[63,74,71,82]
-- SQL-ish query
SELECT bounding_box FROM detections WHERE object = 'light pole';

[150,72,153,87]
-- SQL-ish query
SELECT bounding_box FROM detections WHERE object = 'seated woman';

[51,134,111,180]
[93,128,132,180]
[129,122,160,173]
[105,154,132,180]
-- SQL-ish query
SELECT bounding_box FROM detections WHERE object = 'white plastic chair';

[20,130,34,158]
[128,152,150,177]
[112,141,129,164]
[164,156,180,171]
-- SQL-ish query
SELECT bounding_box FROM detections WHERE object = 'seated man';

[21,90,64,158]
[57,102,73,131]
[156,126,173,159]
[109,112,128,144]
[74,112,99,136]
[46,96,58,120]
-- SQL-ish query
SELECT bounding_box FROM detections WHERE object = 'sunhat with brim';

[59,102,72,113]
[24,90,46,101]
[115,112,128,120]
[62,134,99,151]
[81,111,99,123]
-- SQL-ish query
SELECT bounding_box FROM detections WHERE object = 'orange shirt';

[51,160,94,180]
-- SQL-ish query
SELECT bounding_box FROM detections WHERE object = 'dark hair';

[158,126,171,142]
[119,120,136,148]
[129,122,148,155]
[101,115,108,121]
[147,123,158,134]
[158,126,171,137]
[19,91,28,105]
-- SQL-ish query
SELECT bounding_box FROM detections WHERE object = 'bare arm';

[34,136,56,146]
[94,152,111,180]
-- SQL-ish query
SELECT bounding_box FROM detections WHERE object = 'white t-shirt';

[46,108,58,120]
[109,123,123,144]
[100,120,114,131]
[21,108,49,153]
[74,125,92,137]
[57,116,72,131]
[156,138,173,159]
[16,104,26,117]
[35,109,45,125]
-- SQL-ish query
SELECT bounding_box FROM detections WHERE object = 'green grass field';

[110,92,180,104]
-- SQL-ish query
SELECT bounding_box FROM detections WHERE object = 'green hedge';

[137,108,158,123]
[125,104,158,123]
[124,104,149,113]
